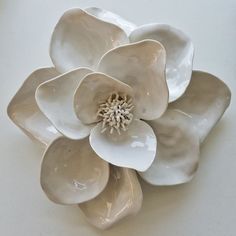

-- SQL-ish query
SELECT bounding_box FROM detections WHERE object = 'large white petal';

[79,166,142,229]
[7,68,60,146]
[98,40,168,120]
[36,68,93,140]
[50,8,128,73]
[140,110,200,185]
[74,72,134,124]
[169,71,231,143]
[85,7,136,35]
[40,137,109,205]
[89,119,156,171]
[130,24,194,102]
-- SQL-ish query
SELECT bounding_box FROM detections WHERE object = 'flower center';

[97,92,134,135]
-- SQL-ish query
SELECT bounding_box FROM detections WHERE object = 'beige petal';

[139,109,200,185]
[74,72,134,124]
[7,68,60,146]
[130,24,194,102]
[98,40,169,120]
[79,166,142,229]
[85,7,136,35]
[50,8,128,73]
[36,68,93,140]
[40,137,109,204]
[89,120,156,171]
[169,70,231,143]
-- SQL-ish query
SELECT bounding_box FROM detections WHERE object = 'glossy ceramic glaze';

[89,120,156,171]
[98,40,169,120]
[40,137,109,204]
[35,68,93,140]
[140,110,200,185]
[85,7,136,35]
[50,8,128,73]
[79,166,142,229]
[7,6,232,230]
[7,68,60,146]
[74,72,134,124]
[169,71,231,143]
[130,24,194,102]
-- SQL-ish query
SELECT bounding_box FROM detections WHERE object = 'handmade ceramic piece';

[8,7,231,230]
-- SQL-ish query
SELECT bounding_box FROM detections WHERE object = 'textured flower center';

[97,92,134,135]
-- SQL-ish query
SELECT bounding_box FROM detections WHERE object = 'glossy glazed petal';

[89,120,156,171]
[74,72,134,124]
[41,137,109,204]
[169,71,231,143]
[85,7,136,35]
[7,68,60,146]
[98,40,168,120]
[50,8,129,73]
[140,110,200,185]
[130,24,194,102]
[36,68,92,140]
[79,166,142,229]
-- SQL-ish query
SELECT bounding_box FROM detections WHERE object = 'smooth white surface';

[0,0,235,235]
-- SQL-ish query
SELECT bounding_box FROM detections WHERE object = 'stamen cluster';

[97,92,134,134]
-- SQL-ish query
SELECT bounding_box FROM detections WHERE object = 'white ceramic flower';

[7,7,231,229]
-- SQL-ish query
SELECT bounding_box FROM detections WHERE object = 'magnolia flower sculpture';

[7,7,231,229]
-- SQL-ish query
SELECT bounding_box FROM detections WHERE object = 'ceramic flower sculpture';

[7,7,231,229]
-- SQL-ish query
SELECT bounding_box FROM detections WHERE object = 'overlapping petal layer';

[41,137,109,204]
[36,68,93,140]
[74,72,133,124]
[50,8,128,73]
[140,110,200,185]
[169,71,231,142]
[89,119,156,171]
[7,68,60,146]
[79,166,142,229]
[130,24,194,102]
[98,40,169,120]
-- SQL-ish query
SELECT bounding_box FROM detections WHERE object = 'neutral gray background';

[1,0,235,235]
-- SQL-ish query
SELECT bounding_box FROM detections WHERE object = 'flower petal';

[140,109,200,185]
[130,24,194,102]
[98,40,168,120]
[7,68,61,146]
[79,166,142,229]
[169,71,231,143]
[35,68,93,140]
[40,136,109,204]
[85,7,136,35]
[89,119,156,171]
[50,8,129,73]
[74,72,134,124]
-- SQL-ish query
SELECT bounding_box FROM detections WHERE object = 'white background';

[0,0,235,235]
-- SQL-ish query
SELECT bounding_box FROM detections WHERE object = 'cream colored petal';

[130,24,194,102]
[7,68,61,146]
[35,68,93,140]
[169,71,231,143]
[140,109,200,185]
[50,8,129,73]
[85,7,136,35]
[40,136,109,205]
[98,40,168,120]
[89,120,156,171]
[79,166,142,229]
[74,72,134,124]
